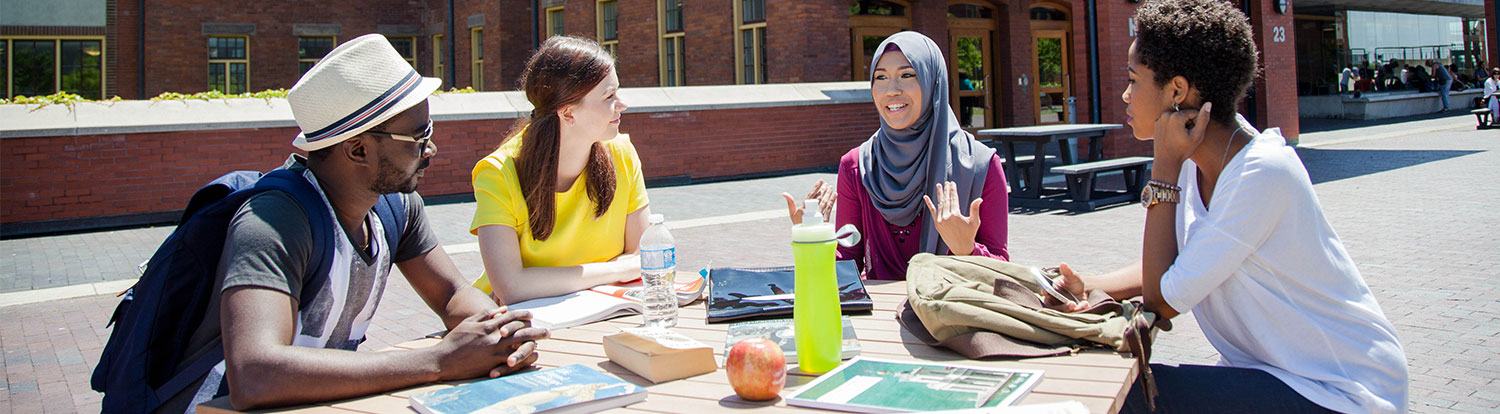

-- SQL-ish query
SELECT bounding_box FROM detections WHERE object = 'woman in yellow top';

[470,36,650,305]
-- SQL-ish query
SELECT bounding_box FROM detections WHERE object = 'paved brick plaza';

[1,114,1496,413]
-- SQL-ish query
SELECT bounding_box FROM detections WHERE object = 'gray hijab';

[858,31,995,255]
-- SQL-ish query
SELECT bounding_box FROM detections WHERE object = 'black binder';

[703,260,873,323]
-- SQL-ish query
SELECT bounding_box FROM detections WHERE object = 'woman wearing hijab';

[782,31,1009,280]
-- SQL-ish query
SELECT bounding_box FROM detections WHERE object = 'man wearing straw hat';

[158,34,546,412]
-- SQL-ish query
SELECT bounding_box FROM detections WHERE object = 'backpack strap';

[152,345,224,404]
[255,169,337,309]
[374,192,408,255]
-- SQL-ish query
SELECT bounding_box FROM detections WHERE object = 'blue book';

[409,364,647,414]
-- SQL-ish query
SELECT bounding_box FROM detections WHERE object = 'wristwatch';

[1140,180,1181,210]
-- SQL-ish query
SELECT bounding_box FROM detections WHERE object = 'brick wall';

[1,102,880,227]
[497,0,534,90]
[1249,0,1299,140]
[1489,0,1498,72]
[616,0,658,87]
[135,0,425,96]
[1096,0,1152,158]
[684,0,734,85]
[765,0,850,84]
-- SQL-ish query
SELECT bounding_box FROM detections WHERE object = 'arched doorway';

[849,0,912,81]
[1029,2,1072,125]
[948,1,1000,131]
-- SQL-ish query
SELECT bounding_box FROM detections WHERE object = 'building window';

[432,34,445,84]
[208,36,248,94]
[389,36,417,69]
[2,37,106,100]
[597,0,618,57]
[1,40,8,98]
[734,0,767,84]
[850,0,906,16]
[546,6,565,38]
[471,27,483,91]
[298,36,336,76]
[948,4,994,19]
[660,0,685,86]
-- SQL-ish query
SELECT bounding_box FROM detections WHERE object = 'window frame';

[207,35,250,94]
[733,0,767,84]
[546,6,566,39]
[659,0,686,86]
[297,35,338,76]
[471,27,483,91]
[432,34,445,85]
[1,36,108,100]
[388,36,418,69]
[597,0,619,57]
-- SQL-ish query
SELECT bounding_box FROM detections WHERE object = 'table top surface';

[977,124,1123,137]
[199,281,1139,414]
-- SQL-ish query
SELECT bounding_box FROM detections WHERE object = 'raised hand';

[781,179,836,225]
[922,181,983,256]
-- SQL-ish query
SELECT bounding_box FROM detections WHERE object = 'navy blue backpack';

[90,167,408,413]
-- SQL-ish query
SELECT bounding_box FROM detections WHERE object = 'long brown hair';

[507,36,617,241]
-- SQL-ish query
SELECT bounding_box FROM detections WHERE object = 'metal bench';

[1472,108,1494,129]
[1049,156,1153,211]
[1003,154,1055,192]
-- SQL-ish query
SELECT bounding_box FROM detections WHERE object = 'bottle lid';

[648,214,665,224]
[802,199,821,222]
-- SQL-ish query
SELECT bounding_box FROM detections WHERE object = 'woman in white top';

[1053,1,1408,412]
[1485,68,1499,123]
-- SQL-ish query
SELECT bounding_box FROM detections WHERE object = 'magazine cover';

[705,260,872,323]
[724,317,860,364]
[785,357,1043,413]
[409,364,646,414]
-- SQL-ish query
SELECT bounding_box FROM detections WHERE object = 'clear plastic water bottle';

[640,214,678,328]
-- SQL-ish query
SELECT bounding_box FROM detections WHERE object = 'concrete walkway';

[1,113,1495,413]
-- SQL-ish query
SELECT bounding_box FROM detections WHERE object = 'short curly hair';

[1134,0,1259,125]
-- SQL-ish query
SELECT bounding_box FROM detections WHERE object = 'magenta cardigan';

[835,147,1010,280]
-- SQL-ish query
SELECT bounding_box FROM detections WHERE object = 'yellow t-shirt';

[469,132,649,293]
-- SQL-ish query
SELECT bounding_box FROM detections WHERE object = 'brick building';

[6,0,1500,150]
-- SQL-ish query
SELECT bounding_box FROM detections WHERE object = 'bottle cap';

[648,214,665,224]
[802,199,821,222]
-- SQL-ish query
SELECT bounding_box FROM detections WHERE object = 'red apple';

[725,338,787,401]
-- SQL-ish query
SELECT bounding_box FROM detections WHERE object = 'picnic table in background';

[199,281,1141,413]
[978,124,1151,211]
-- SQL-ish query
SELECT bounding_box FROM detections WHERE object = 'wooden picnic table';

[976,124,1124,210]
[199,280,1140,414]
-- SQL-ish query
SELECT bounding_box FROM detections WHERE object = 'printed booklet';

[785,357,1043,413]
[409,364,646,414]
[508,271,705,329]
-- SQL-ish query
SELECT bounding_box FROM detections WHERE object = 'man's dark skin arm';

[221,246,548,410]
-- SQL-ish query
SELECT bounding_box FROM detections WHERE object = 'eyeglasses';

[365,119,434,147]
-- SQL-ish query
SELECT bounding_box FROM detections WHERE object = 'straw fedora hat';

[289,33,441,152]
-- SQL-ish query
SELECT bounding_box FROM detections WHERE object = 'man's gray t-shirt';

[158,169,439,413]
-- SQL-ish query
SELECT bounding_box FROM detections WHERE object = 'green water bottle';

[792,199,841,374]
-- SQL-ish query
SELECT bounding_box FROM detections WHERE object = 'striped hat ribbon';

[302,70,422,143]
